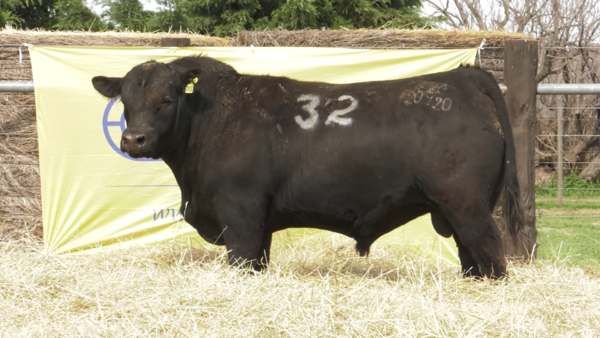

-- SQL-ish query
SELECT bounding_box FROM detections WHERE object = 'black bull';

[92,56,522,279]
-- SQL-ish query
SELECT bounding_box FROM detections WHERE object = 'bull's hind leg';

[439,200,507,279]
[432,211,479,277]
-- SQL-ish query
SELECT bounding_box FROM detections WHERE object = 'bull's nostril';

[136,135,146,145]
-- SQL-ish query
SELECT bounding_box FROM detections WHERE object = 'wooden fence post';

[503,39,539,259]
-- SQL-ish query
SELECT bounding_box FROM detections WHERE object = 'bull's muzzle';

[121,130,146,157]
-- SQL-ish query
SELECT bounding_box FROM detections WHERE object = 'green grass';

[536,215,600,269]
[536,170,600,199]
[536,200,600,210]
[535,172,600,269]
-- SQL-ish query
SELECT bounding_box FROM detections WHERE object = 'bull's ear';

[92,76,123,98]
[181,69,202,91]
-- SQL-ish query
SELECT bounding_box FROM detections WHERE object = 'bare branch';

[536,49,555,83]
[492,0,510,31]
[451,0,473,28]
[461,0,488,30]
[425,0,462,28]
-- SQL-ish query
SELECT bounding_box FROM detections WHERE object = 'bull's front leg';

[215,194,270,271]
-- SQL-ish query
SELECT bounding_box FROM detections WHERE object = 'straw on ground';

[1,229,598,337]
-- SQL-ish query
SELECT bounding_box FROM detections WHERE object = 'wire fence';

[536,104,600,172]
[535,100,600,257]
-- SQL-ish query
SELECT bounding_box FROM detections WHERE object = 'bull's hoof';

[355,237,374,257]
[357,247,370,257]
[462,265,508,280]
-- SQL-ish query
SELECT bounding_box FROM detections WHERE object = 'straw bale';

[0,194,42,242]
[232,29,530,48]
[0,162,39,189]
[0,94,36,139]
[0,92,39,233]
[0,135,38,155]
[0,195,40,215]
[0,216,42,241]
[0,48,32,81]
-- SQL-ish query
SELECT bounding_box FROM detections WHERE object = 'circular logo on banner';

[102,97,161,162]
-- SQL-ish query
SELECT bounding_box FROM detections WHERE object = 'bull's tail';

[476,69,523,237]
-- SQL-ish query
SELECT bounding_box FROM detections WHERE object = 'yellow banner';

[30,46,476,262]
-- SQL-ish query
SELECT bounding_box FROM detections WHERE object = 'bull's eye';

[162,97,174,105]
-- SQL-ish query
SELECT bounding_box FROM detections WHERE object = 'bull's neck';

[160,110,192,188]
[161,139,188,188]
[160,72,239,193]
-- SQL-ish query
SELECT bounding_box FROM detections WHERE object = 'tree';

[0,0,29,26]
[10,0,58,28]
[174,0,267,36]
[159,0,436,36]
[146,0,187,32]
[0,10,22,26]
[5,0,437,33]
[53,0,104,30]
[5,0,103,31]
[0,0,43,27]
[270,0,321,30]
[378,0,436,29]
[101,0,151,31]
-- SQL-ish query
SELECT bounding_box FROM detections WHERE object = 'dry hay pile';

[0,232,598,337]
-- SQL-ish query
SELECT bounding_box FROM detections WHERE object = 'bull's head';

[92,61,199,159]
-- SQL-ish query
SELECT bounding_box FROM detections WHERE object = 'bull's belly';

[265,199,434,240]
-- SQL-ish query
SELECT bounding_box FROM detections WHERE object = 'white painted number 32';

[325,95,357,126]
[295,94,358,130]
[295,94,320,129]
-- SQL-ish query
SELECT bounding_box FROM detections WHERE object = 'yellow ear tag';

[185,77,198,94]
